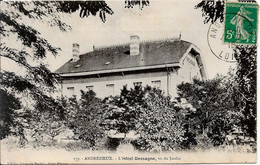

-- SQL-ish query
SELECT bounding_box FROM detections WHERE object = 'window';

[133,82,142,87]
[86,85,94,91]
[151,80,161,89]
[67,87,75,96]
[106,84,114,96]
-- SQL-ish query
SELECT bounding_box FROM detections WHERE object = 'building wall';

[61,53,203,99]
[169,53,203,98]
[178,53,203,82]
[62,71,169,98]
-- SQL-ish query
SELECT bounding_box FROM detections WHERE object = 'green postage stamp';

[224,2,258,44]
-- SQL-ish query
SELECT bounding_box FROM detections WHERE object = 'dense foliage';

[1,0,256,153]
[102,86,146,134]
[102,86,186,151]
[28,97,68,141]
[132,87,186,151]
[0,0,147,141]
[195,0,257,140]
[195,0,224,24]
[0,89,21,140]
[177,72,242,147]
[67,90,106,148]
[234,45,257,139]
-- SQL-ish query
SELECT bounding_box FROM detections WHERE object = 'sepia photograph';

[0,0,258,164]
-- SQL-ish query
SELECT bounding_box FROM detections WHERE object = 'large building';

[55,36,207,98]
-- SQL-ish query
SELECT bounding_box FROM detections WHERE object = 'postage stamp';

[224,2,258,44]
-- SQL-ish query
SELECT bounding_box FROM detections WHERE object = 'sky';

[3,0,240,79]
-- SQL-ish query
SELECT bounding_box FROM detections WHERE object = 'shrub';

[104,137,122,151]
[133,87,186,151]
[194,134,213,151]
[177,73,242,147]
[67,90,106,149]
[180,132,197,150]
[102,86,186,152]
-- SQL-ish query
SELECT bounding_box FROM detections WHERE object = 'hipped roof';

[55,39,193,74]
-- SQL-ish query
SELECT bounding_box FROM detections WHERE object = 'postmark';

[224,2,258,44]
[207,21,236,63]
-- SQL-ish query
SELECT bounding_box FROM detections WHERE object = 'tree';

[177,72,242,146]
[125,0,149,9]
[195,0,257,139]
[102,85,146,135]
[0,89,21,140]
[0,1,148,140]
[133,87,186,151]
[0,1,116,108]
[233,45,257,139]
[29,97,68,142]
[68,90,105,148]
[103,86,186,151]
[195,0,224,24]
[1,1,69,140]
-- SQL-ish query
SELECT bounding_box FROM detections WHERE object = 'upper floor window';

[67,87,75,96]
[106,84,114,96]
[86,85,94,91]
[151,80,161,89]
[133,82,142,87]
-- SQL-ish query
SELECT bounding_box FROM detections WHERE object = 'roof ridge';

[141,37,180,44]
[94,36,181,51]
[95,42,129,50]
[55,39,193,74]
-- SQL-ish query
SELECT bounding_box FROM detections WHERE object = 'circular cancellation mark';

[207,21,236,63]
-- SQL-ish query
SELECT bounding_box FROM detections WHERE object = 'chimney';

[72,43,80,62]
[130,35,140,56]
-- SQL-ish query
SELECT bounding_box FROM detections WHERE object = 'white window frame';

[151,80,161,89]
[67,87,75,96]
[106,84,115,96]
[86,85,94,91]
[133,82,142,87]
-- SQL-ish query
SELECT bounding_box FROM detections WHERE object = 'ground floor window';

[151,80,161,89]
[133,82,142,87]
[86,85,94,91]
[67,87,75,96]
[106,84,114,96]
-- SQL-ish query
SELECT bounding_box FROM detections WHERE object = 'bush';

[134,87,186,151]
[102,86,186,152]
[194,134,213,151]
[104,137,122,151]
[180,132,197,150]
[177,74,242,147]
[67,90,106,149]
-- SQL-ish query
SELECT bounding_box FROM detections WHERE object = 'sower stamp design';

[224,2,258,44]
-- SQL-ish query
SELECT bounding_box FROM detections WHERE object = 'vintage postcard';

[0,0,258,164]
